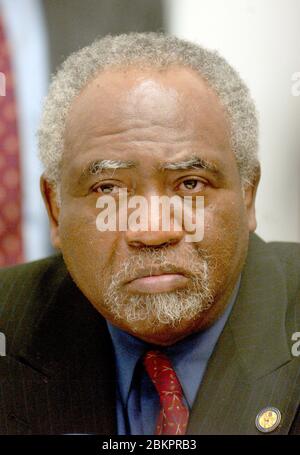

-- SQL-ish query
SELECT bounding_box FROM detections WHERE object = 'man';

[0,33,299,435]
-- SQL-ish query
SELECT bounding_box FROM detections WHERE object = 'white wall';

[164,0,300,242]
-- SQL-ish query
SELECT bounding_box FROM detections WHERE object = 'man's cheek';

[60,214,119,266]
[202,204,231,241]
[206,197,246,230]
[59,208,100,242]
[200,204,245,262]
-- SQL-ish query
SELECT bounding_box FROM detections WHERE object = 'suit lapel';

[187,234,300,434]
[5,258,117,434]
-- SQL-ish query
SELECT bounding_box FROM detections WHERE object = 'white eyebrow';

[78,159,137,183]
[79,155,220,183]
[88,159,137,174]
[160,156,218,172]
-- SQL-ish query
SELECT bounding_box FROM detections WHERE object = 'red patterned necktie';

[0,14,23,266]
[143,350,190,435]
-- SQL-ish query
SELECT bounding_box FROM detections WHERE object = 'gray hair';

[38,32,259,192]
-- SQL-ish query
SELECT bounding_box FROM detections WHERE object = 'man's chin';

[102,285,215,344]
[108,310,205,346]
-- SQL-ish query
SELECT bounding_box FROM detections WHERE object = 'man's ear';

[243,166,261,233]
[40,174,61,250]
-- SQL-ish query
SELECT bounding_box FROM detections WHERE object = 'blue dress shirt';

[107,277,240,435]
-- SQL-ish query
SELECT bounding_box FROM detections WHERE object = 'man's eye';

[95,183,120,194]
[178,179,205,191]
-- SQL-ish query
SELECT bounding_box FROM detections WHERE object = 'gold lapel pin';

[255,407,281,433]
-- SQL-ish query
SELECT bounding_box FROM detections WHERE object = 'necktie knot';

[143,350,189,435]
[143,350,182,396]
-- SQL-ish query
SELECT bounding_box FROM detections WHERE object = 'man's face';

[42,66,258,345]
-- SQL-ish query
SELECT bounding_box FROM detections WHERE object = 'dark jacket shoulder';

[268,240,300,293]
[0,254,67,354]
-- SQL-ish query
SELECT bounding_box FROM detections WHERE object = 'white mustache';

[102,247,214,327]
[111,246,210,287]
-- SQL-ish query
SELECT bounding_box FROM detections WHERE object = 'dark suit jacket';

[0,233,299,434]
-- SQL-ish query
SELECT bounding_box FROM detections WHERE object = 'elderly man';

[0,33,299,435]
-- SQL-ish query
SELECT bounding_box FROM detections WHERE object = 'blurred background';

[0,0,299,267]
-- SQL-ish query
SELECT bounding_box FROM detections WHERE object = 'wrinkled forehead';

[64,66,231,149]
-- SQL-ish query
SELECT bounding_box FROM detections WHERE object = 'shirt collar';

[107,275,241,408]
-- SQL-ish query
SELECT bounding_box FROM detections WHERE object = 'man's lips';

[124,269,190,294]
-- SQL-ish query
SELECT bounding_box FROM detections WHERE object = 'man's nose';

[124,198,184,248]
[125,227,183,248]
